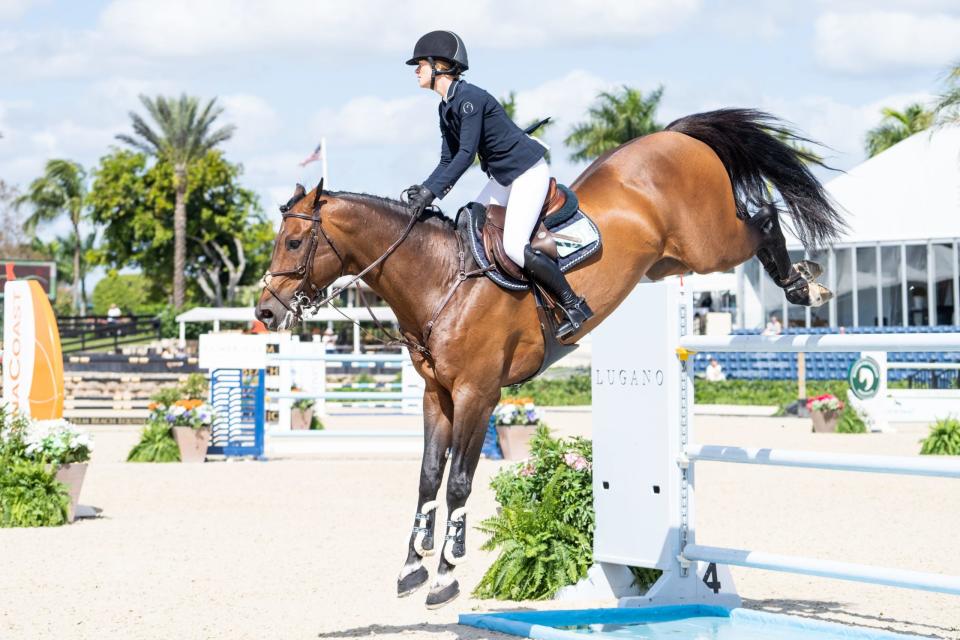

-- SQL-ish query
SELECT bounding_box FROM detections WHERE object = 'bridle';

[260,179,438,356]
[261,179,345,316]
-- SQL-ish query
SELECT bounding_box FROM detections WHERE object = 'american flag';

[299,141,324,167]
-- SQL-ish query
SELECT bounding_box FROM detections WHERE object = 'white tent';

[788,127,960,247]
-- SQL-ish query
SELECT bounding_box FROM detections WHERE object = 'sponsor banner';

[2,280,64,419]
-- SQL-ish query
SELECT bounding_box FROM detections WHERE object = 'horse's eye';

[287,238,302,250]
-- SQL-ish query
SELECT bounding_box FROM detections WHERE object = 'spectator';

[762,313,782,336]
[321,328,338,347]
[705,357,726,381]
[106,303,122,323]
[693,312,702,335]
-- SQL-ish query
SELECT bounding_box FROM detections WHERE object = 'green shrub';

[836,405,867,434]
[178,373,208,401]
[474,427,594,600]
[150,386,182,407]
[695,380,850,412]
[0,458,70,527]
[127,422,181,462]
[151,373,209,406]
[473,472,592,600]
[920,417,960,455]
[0,404,30,459]
[489,427,593,531]
[503,374,591,406]
[91,271,151,315]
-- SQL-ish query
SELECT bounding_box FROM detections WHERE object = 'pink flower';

[519,462,536,477]
[563,451,590,472]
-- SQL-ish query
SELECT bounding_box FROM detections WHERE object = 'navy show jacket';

[423,80,547,198]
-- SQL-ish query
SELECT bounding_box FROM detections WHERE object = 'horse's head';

[255,180,345,330]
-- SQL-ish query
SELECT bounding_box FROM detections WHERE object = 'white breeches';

[473,158,550,266]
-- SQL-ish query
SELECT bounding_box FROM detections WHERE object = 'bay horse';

[255,109,844,608]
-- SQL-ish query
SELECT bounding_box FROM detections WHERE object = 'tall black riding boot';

[522,245,594,340]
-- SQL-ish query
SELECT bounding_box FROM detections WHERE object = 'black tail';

[666,108,844,248]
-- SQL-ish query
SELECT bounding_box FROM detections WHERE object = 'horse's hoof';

[807,282,833,307]
[397,566,429,598]
[794,260,823,282]
[425,580,460,609]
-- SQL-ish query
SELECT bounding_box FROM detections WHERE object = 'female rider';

[404,30,593,340]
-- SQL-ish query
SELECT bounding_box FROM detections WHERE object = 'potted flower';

[493,398,545,460]
[807,393,844,433]
[291,397,315,430]
[151,399,215,463]
[23,418,93,523]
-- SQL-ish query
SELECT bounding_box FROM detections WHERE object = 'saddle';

[480,178,571,281]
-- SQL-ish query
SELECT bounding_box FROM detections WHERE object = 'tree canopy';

[565,86,664,162]
[87,149,274,306]
[864,104,934,158]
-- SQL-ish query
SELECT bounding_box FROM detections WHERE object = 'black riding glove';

[405,184,435,210]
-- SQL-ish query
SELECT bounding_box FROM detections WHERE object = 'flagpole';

[321,137,328,185]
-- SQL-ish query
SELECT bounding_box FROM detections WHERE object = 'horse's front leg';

[425,384,500,609]
[397,381,454,597]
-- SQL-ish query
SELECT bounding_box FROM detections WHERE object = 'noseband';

[262,179,345,315]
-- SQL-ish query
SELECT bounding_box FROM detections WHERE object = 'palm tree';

[864,104,933,158]
[933,61,960,128]
[117,94,235,309]
[565,86,664,162]
[31,232,96,310]
[15,159,88,315]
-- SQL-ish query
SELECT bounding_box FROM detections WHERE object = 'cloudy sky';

[2,0,960,234]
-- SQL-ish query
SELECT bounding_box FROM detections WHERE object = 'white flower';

[171,404,187,417]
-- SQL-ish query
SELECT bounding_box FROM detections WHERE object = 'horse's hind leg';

[398,381,453,597]
[748,204,832,307]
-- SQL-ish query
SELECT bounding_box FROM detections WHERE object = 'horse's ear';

[312,178,324,210]
[280,183,307,213]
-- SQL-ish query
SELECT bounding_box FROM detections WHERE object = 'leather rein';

[261,181,487,359]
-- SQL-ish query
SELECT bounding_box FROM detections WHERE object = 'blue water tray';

[459,605,927,639]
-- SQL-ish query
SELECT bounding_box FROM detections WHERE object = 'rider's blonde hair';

[434,59,461,78]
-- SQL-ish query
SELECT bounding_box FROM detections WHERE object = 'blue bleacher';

[693,325,960,380]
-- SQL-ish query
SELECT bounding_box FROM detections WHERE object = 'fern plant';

[920,417,960,455]
[473,471,592,600]
[836,405,867,434]
[0,457,70,527]
[127,422,181,462]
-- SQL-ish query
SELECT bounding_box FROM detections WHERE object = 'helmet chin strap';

[426,56,458,91]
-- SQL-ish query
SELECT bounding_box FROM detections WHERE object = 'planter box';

[291,408,314,430]
[55,462,88,523]
[496,424,538,460]
[172,426,211,463]
[811,409,840,433]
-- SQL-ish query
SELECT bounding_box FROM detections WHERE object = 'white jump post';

[589,279,960,608]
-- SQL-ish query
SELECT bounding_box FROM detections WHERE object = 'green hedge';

[503,375,859,412]
[503,374,591,406]
[695,380,850,411]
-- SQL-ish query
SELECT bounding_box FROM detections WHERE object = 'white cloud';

[310,94,437,147]
[98,0,699,58]
[815,10,960,73]
[0,0,40,21]
[221,94,280,152]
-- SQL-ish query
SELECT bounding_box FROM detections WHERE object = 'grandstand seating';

[695,326,960,385]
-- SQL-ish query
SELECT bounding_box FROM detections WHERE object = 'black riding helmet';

[406,31,468,89]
